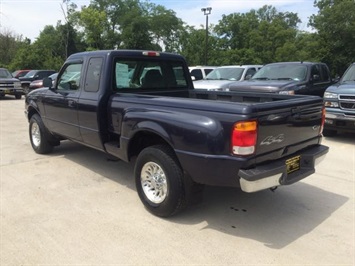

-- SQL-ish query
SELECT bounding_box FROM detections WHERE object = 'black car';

[19,70,56,94]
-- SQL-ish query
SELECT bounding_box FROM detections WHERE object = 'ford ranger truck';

[25,50,329,217]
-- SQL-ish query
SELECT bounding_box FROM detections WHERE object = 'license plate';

[5,90,10,93]
[286,155,300,174]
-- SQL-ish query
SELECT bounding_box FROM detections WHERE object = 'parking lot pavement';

[1,97,354,265]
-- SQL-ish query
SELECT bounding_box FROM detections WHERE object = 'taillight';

[231,121,257,155]
[320,106,326,134]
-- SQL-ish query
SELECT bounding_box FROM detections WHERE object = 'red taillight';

[231,121,257,155]
[142,51,160,57]
[320,106,326,134]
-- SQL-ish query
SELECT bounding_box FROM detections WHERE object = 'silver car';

[193,65,262,91]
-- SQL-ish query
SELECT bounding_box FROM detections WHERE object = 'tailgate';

[254,99,323,161]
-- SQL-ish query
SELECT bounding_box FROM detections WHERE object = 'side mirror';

[43,77,53,89]
[245,74,252,80]
[191,76,196,81]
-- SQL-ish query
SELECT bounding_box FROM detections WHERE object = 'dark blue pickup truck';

[25,50,328,217]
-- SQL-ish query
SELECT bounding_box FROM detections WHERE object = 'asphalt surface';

[1,96,354,265]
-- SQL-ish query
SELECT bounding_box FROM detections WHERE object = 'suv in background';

[193,65,262,90]
[189,66,216,81]
[0,68,23,99]
[323,63,355,136]
[19,70,56,94]
[229,62,333,97]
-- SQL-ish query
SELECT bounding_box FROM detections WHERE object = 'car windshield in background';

[23,70,38,78]
[341,64,355,82]
[206,68,244,81]
[252,64,307,81]
[0,69,12,79]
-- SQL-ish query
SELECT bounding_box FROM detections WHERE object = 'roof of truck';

[67,50,185,61]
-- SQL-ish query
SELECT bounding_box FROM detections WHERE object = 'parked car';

[193,65,263,90]
[12,69,31,78]
[29,73,58,91]
[323,63,355,136]
[229,62,334,97]
[189,66,216,81]
[19,70,56,94]
[0,68,23,99]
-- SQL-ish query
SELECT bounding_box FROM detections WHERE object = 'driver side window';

[57,63,82,91]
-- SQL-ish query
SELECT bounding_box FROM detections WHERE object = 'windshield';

[206,67,244,81]
[23,70,38,78]
[341,64,355,82]
[252,64,307,81]
[0,69,12,78]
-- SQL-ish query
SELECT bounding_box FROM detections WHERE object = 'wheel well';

[128,131,173,160]
[27,107,38,121]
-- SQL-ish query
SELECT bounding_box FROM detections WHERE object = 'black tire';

[29,114,54,154]
[323,129,337,137]
[134,145,190,217]
[23,85,30,95]
[15,94,22,99]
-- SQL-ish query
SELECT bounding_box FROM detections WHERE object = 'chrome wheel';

[31,122,41,148]
[141,162,168,204]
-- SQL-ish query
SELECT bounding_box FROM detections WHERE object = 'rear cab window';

[113,58,188,92]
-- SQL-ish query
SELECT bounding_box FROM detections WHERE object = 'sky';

[0,0,318,41]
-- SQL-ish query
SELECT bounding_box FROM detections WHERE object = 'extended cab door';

[309,64,331,97]
[43,61,83,141]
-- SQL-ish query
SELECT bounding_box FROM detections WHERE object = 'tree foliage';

[1,0,354,75]
[309,0,355,75]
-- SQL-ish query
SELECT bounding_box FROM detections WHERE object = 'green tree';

[214,5,301,64]
[309,0,355,75]
[0,30,26,68]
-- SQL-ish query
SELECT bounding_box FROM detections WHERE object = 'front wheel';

[23,85,30,95]
[134,145,190,217]
[29,114,54,154]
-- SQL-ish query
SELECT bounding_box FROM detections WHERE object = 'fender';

[121,108,224,155]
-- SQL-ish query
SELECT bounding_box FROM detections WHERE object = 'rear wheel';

[134,145,190,217]
[29,114,54,154]
[15,94,22,99]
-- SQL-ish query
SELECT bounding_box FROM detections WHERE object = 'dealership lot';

[1,97,354,265]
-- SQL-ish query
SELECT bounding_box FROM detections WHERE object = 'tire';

[323,129,337,137]
[134,145,190,217]
[15,94,22,99]
[23,85,30,95]
[29,114,54,154]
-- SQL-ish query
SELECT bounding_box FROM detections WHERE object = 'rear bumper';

[238,145,329,192]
